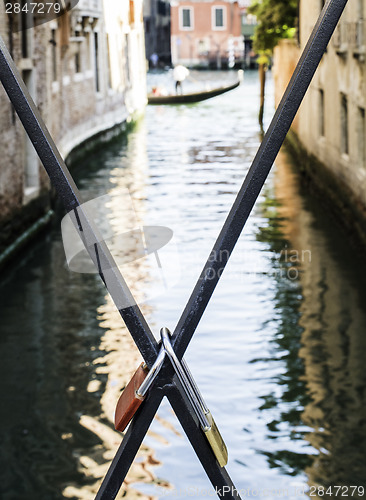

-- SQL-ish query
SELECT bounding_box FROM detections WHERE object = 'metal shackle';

[181,357,209,415]
[160,327,211,430]
[160,327,228,468]
[136,344,166,398]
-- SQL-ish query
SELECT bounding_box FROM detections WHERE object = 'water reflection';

[261,149,366,492]
[251,168,313,478]
[0,120,165,499]
[61,121,171,499]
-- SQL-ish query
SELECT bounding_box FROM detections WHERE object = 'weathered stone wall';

[274,0,366,246]
[0,0,146,258]
[0,6,21,225]
[299,0,366,232]
[0,5,49,253]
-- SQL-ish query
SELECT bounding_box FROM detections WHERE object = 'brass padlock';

[161,327,228,467]
[203,411,228,468]
[115,347,165,432]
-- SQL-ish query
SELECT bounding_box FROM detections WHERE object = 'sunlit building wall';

[102,0,147,117]
[274,0,366,242]
[299,0,366,205]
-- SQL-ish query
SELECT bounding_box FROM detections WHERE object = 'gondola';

[147,79,240,105]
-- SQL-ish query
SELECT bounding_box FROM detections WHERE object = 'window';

[358,107,365,165]
[319,89,325,137]
[75,32,82,74]
[94,32,100,92]
[182,9,191,27]
[212,6,226,30]
[51,29,57,81]
[125,34,130,86]
[20,0,32,58]
[357,0,364,47]
[22,69,39,192]
[180,7,193,30]
[85,33,91,70]
[21,13,28,57]
[358,0,364,18]
[106,34,112,89]
[340,93,349,155]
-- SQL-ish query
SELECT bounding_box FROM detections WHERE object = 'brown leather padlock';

[115,363,149,432]
[114,347,166,432]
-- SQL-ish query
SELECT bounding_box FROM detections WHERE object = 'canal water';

[1,70,366,500]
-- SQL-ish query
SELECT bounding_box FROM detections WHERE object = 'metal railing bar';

[95,386,164,500]
[0,36,159,366]
[167,386,242,500]
[170,0,348,360]
[96,374,241,500]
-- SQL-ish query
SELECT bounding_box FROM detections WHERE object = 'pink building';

[171,0,243,68]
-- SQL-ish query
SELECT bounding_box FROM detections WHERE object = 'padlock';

[161,327,228,467]
[115,346,165,432]
[181,356,228,468]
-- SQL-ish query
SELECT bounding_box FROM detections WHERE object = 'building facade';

[143,0,172,66]
[239,0,257,68]
[274,0,366,244]
[0,0,146,258]
[170,0,243,68]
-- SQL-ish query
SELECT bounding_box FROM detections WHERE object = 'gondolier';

[173,64,189,94]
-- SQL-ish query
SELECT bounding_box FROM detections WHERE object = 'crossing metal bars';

[0,0,348,498]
